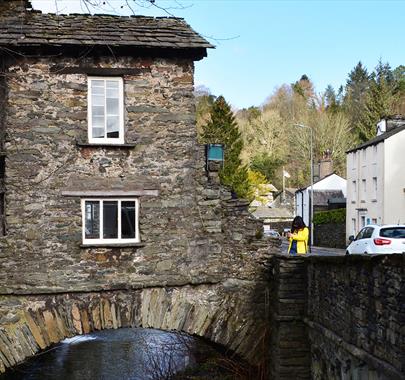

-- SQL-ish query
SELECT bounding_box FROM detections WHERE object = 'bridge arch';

[0,283,268,373]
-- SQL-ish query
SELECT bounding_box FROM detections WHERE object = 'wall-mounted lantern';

[206,144,224,172]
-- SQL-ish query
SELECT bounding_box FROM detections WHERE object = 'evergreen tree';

[201,96,249,198]
[325,84,341,113]
[358,61,395,141]
[343,61,370,133]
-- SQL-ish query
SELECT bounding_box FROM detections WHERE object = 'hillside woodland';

[196,61,405,199]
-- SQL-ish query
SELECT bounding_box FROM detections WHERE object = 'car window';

[355,228,365,240]
[380,227,405,238]
[362,227,374,239]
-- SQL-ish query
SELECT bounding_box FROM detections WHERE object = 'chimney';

[377,115,405,136]
[0,0,32,15]
[319,149,333,180]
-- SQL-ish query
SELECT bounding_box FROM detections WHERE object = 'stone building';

[0,1,264,295]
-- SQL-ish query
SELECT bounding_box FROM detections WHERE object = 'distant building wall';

[346,143,384,239]
[384,131,405,225]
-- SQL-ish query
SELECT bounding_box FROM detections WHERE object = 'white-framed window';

[372,177,377,199]
[81,199,139,244]
[361,179,366,201]
[87,77,124,144]
[352,180,357,199]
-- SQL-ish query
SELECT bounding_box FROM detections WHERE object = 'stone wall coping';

[62,190,159,197]
[272,252,405,264]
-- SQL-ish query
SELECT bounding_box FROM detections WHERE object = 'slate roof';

[346,123,405,153]
[251,206,293,220]
[312,190,344,207]
[0,8,214,50]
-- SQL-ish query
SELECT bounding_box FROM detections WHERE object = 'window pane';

[92,105,105,117]
[121,201,136,239]
[91,85,105,96]
[85,201,100,239]
[91,80,104,88]
[92,94,104,107]
[103,201,118,239]
[92,127,104,139]
[106,98,119,115]
[106,116,119,138]
[380,227,405,238]
[106,80,119,89]
[106,88,119,98]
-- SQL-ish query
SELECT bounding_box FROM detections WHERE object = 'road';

[280,239,345,256]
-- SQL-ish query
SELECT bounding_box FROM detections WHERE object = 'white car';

[346,225,405,254]
[263,229,280,238]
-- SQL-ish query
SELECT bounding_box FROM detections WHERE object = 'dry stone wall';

[0,54,264,294]
[0,52,280,374]
[307,254,404,380]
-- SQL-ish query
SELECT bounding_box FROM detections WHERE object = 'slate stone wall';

[269,256,311,379]
[307,255,404,380]
[313,222,346,249]
[0,54,267,295]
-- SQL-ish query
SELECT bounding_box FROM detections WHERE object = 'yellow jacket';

[288,227,309,254]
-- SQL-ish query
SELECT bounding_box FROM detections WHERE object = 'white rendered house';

[295,173,347,227]
[346,116,405,239]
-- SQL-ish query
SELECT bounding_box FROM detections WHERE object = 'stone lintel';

[50,66,150,76]
[61,190,159,197]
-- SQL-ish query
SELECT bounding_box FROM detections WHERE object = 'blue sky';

[32,0,405,109]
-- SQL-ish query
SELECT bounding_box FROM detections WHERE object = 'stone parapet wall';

[0,240,277,373]
[313,222,346,249]
[269,256,311,379]
[307,254,404,379]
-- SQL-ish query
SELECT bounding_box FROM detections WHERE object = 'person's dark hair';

[291,216,306,233]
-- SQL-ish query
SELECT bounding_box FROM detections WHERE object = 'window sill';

[76,140,136,149]
[80,243,145,248]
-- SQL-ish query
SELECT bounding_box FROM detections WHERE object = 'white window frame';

[87,77,124,144]
[81,198,139,245]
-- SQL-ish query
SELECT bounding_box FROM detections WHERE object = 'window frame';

[81,198,139,245]
[87,76,125,145]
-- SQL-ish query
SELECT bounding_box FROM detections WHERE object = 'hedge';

[313,208,346,225]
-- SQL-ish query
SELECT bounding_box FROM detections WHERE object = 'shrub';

[313,208,345,225]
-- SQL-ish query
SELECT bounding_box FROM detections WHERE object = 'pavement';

[280,239,345,256]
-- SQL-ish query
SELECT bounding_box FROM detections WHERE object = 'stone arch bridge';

[0,249,275,375]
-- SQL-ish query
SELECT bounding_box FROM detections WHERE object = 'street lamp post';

[293,124,314,252]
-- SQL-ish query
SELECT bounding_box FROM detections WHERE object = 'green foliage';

[313,208,346,225]
[246,170,271,203]
[201,95,249,198]
[357,60,395,142]
[250,153,283,184]
[196,60,405,191]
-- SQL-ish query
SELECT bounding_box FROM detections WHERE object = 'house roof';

[0,4,214,52]
[346,123,405,154]
[295,172,345,192]
[312,190,344,207]
[251,206,293,220]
